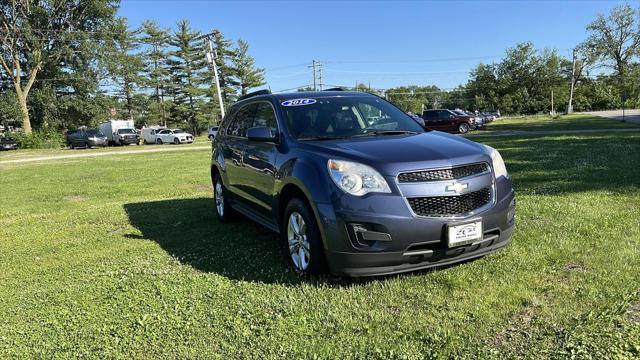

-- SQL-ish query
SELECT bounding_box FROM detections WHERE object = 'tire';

[208,135,214,141]
[69,142,74,150]
[282,198,327,275]
[458,123,470,134]
[85,142,92,149]
[173,138,180,145]
[156,138,162,145]
[213,173,236,222]
[143,139,148,145]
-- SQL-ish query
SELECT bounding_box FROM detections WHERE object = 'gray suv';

[211,90,516,277]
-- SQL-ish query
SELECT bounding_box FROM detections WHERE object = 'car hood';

[299,131,490,176]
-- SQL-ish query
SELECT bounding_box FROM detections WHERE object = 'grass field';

[481,114,640,132]
[1,125,639,357]
[0,136,208,161]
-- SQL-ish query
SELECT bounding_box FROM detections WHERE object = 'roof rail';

[237,89,272,101]
[323,87,345,91]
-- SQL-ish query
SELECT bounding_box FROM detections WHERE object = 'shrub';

[6,130,65,149]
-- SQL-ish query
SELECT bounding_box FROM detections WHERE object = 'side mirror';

[414,117,425,127]
[247,126,277,142]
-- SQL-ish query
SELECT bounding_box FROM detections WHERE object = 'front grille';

[398,163,489,183]
[407,187,492,217]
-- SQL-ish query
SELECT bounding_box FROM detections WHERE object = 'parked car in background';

[141,126,166,144]
[155,128,194,144]
[422,109,475,134]
[208,126,219,140]
[66,128,108,149]
[99,120,139,145]
[211,90,516,276]
[0,137,18,151]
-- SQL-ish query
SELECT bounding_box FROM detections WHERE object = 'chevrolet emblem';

[445,182,469,194]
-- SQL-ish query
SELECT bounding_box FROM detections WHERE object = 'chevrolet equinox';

[211,90,516,277]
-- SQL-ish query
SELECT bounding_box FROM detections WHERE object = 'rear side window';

[226,103,257,137]
[252,102,278,136]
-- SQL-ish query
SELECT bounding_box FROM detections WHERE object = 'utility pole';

[567,48,577,114]
[308,60,317,91]
[308,60,324,91]
[198,31,226,121]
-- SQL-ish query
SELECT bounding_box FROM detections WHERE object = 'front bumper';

[87,139,107,147]
[119,137,139,145]
[317,179,516,277]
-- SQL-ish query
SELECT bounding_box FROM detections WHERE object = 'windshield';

[86,129,104,136]
[117,128,135,134]
[282,96,424,140]
[172,129,185,134]
[453,110,466,116]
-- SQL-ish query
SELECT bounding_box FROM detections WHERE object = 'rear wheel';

[282,198,327,275]
[69,142,75,150]
[213,173,236,222]
[458,123,470,134]
[85,142,92,149]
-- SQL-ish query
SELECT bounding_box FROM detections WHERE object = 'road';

[0,145,210,164]
[583,109,640,124]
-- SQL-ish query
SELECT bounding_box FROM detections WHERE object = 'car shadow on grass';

[123,198,387,286]
[123,197,306,284]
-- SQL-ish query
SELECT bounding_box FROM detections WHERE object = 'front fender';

[276,157,332,205]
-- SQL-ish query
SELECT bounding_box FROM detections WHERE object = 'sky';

[117,0,635,92]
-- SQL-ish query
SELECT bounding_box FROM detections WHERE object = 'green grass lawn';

[0,136,209,161]
[1,131,639,358]
[481,114,640,132]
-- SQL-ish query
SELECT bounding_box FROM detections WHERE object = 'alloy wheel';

[287,211,310,271]
[215,180,224,217]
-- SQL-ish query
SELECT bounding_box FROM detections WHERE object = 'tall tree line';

[1,0,265,134]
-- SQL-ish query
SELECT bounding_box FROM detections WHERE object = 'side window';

[252,102,278,136]
[423,111,435,120]
[227,103,256,137]
[437,110,450,120]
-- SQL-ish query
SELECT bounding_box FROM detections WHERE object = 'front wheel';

[282,198,327,275]
[173,138,180,145]
[458,123,470,134]
[156,138,162,145]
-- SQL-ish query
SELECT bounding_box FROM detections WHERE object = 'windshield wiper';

[352,130,418,137]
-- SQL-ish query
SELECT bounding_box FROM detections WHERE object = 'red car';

[422,109,474,134]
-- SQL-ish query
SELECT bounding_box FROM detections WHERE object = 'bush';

[6,130,65,149]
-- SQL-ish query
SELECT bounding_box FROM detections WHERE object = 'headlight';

[327,159,391,196]
[483,145,509,179]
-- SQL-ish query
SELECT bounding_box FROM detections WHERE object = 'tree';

[139,20,170,126]
[567,42,599,113]
[585,4,640,97]
[0,0,118,133]
[168,20,208,134]
[212,30,238,105]
[230,39,265,95]
[107,18,145,120]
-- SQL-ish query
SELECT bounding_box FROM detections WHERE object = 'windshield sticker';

[281,98,317,107]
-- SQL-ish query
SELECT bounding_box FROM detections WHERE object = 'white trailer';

[99,120,139,145]
[141,126,166,144]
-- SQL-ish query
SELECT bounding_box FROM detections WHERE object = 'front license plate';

[447,220,483,248]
